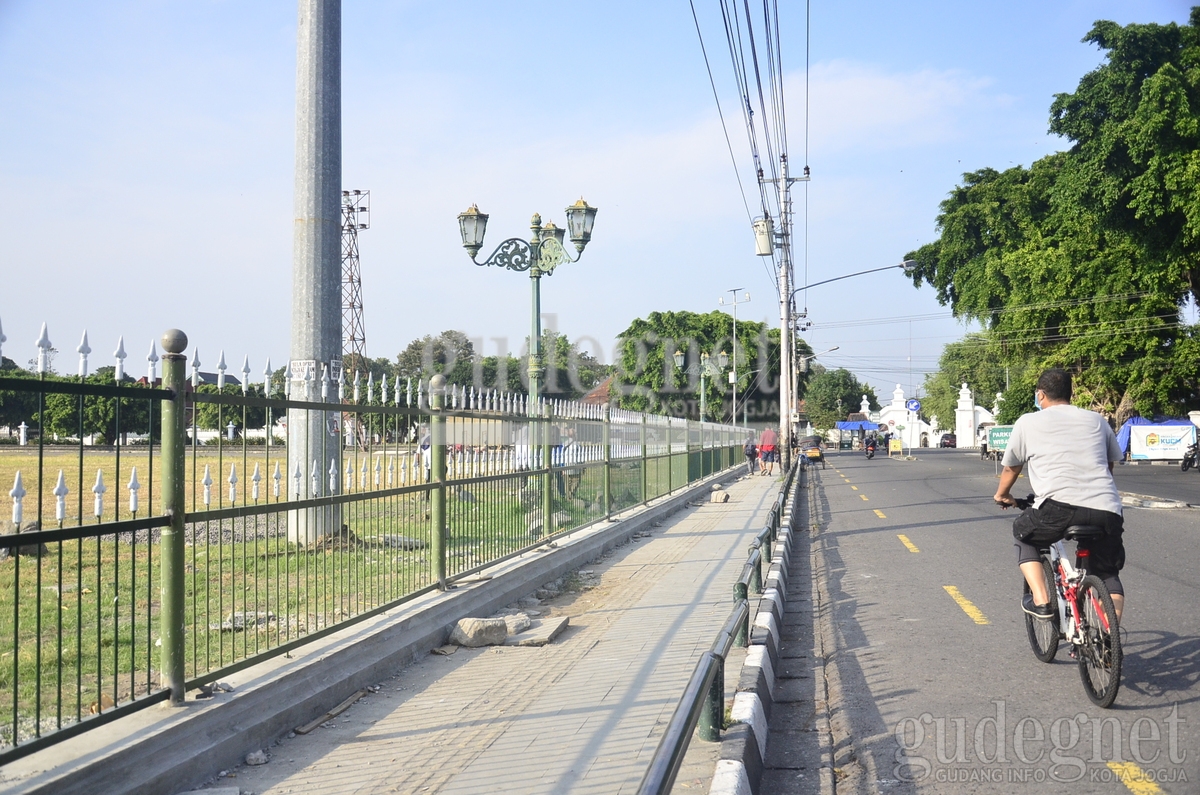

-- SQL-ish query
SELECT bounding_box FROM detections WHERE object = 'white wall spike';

[191,349,201,389]
[345,459,354,490]
[114,336,127,383]
[367,372,375,404]
[92,470,106,518]
[353,372,361,403]
[394,375,402,406]
[292,463,302,499]
[381,375,389,405]
[320,364,329,401]
[241,356,251,395]
[406,377,412,407]
[374,458,381,487]
[36,323,52,375]
[327,457,337,495]
[147,340,159,383]
[311,459,320,498]
[251,463,262,502]
[272,462,281,499]
[228,464,238,505]
[77,331,92,379]
[128,468,141,514]
[202,465,213,506]
[337,367,345,401]
[263,358,273,395]
[10,472,26,525]
[216,351,227,390]
[53,470,68,523]
[360,457,368,490]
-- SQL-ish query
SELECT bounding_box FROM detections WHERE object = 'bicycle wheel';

[1023,559,1059,662]
[1077,575,1122,708]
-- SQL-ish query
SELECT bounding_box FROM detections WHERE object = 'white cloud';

[801,60,1010,156]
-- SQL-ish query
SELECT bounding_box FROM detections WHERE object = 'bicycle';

[1011,495,1123,708]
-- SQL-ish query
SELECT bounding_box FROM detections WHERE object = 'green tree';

[907,9,1200,420]
[193,384,270,431]
[612,310,805,421]
[0,358,38,433]
[40,368,152,445]
[923,334,1018,428]
[804,369,879,431]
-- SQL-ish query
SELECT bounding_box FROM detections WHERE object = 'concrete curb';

[1119,491,1198,510]
[0,470,740,795]
[709,469,803,795]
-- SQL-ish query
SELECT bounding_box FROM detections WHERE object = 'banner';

[1130,424,1196,460]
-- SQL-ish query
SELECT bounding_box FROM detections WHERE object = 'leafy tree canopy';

[613,310,809,421]
[908,9,1200,419]
[804,369,879,431]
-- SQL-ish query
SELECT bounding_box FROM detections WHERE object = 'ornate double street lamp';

[458,199,598,414]
[672,348,728,421]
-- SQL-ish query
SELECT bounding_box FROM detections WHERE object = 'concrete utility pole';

[289,0,342,543]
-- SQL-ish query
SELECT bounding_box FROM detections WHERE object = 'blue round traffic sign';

[906,399,921,412]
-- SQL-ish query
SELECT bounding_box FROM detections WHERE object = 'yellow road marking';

[850,485,858,491]
[897,534,919,553]
[943,586,989,624]
[873,509,886,518]
[1106,761,1165,794]
[860,494,869,501]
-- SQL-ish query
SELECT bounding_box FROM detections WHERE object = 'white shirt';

[1001,404,1122,515]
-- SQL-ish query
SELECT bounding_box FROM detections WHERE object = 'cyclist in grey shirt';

[993,368,1126,621]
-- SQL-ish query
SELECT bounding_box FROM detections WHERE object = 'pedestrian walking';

[743,436,759,476]
[759,427,778,476]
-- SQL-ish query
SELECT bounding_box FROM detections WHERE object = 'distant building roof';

[582,375,615,405]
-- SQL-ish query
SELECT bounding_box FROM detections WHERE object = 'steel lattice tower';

[341,189,370,374]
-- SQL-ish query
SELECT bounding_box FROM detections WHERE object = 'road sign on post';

[988,425,1013,452]
[906,399,921,412]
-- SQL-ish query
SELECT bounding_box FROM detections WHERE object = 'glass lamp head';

[673,349,685,369]
[564,198,598,252]
[718,350,729,369]
[542,221,567,246]
[457,205,489,259]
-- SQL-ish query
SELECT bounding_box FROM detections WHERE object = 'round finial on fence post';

[161,329,188,355]
[430,374,446,411]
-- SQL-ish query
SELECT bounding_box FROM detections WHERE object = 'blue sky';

[0,0,1190,400]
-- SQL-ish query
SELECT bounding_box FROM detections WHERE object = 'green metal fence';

[0,363,743,762]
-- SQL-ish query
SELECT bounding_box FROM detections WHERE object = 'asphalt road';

[945,446,1200,505]
[805,448,1198,794]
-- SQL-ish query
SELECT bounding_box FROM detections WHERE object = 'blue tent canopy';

[1116,417,1195,455]
[835,421,881,432]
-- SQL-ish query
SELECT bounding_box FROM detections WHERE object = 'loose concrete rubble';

[710,484,730,503]
[447,617,508,647]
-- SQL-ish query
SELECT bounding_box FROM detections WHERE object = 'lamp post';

[457,200,597,415]
[785,260,918,462]
[672,348,724,421]
[718,289,750,426]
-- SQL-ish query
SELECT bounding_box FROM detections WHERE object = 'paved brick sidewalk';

[202,472,782,795]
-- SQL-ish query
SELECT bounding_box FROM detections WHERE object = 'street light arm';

[789,261,916,299]
[471,238,535,271]
[470,236,582,275]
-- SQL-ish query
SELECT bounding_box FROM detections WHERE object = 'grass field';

[0,445,734,749]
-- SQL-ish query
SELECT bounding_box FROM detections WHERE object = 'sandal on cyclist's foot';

[1022,594,1054,620]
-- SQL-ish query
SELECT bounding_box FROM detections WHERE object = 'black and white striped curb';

[709,474,798,795]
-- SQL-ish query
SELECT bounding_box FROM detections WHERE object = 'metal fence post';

[733,583,748,647]
[698,654,723,742]
[751,555,763,594]
[430,374,447,588]
[640,415,648,504]
[667,419,673,495]
[602,405,612,518]
[159,329,187,706]
[542,404,554,538]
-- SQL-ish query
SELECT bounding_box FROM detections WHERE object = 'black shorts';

[1012,498,1125,593]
